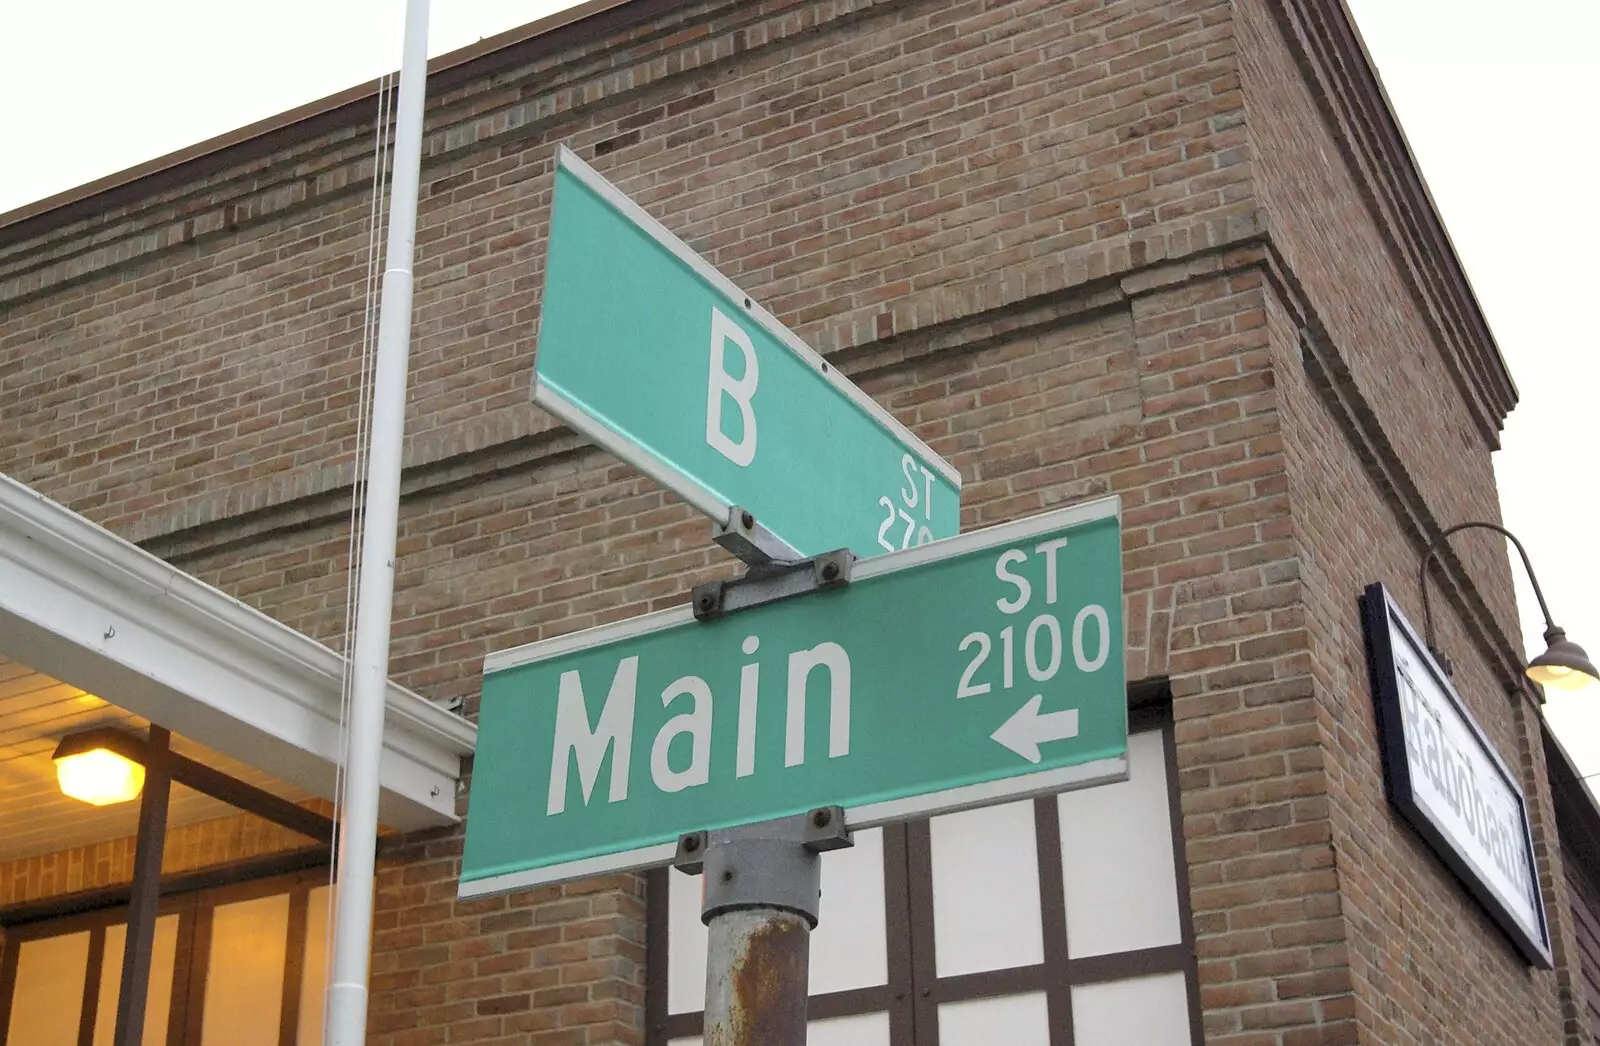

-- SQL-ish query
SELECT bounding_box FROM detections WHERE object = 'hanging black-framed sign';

[1360,582,1553,968]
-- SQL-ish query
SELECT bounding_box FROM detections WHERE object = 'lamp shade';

[1526,628,1600,693]
[54,747,145,806]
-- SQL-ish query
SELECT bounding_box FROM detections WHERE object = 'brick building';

[0,0,1592,1044]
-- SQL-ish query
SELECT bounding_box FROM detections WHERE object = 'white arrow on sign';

[991,695,1080,764]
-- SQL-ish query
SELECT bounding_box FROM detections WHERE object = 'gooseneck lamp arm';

[1416,521,1599,694]
[1418,521,1557,657]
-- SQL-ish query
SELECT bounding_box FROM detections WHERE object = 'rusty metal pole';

[677,808,852,1046]
[705,909,811,1045]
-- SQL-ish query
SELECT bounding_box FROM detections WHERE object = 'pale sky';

[1,2,1595,772]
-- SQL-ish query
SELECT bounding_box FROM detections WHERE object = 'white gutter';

[0,471,474,830]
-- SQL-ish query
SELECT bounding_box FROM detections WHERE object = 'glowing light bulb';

[1528,663,1599,692]
[55,748,145,806]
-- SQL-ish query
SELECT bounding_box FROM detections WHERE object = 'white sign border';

[459,755,1127,899]
[462,496,1126,898]
[1361,581,1553,968]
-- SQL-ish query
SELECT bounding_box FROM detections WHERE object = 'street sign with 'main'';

[461,498,1126,898]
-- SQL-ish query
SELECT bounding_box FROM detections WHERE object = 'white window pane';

[668,1010,890,1046]
[930,801,1043,976]
[667,866,709,1014]
[6,931,89,1046]
[95,916,180,1046]
[299,885,332,1045]
[1071,971,1192,1046]
[670,829,887,1011]
[201,893,289,1046]
[809,827,886,994]
[939,992,1049,1046]
[1058,730,1181,957]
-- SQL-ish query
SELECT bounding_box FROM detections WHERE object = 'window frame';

[0,862,330,1046]
[644,688,1203,1046]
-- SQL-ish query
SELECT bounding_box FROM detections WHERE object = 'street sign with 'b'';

[532,146,961,560]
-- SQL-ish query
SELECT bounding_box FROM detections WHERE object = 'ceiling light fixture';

[52,730,146,806]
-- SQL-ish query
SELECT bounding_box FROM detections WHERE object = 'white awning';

[0,472,475,831]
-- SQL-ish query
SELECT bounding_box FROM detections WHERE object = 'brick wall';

[0,0,1576,1044]
[1237,2,1584,1043]
[0,801,331,908]
[1237,0,1520,647]
[368,833,647,1046]
[1560,805,1600,1044]
[1128,269,1349,1046]
[1271,268,1571,1045]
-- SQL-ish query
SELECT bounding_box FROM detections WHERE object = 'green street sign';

[460,499,1126,897]
[533,146,961,560]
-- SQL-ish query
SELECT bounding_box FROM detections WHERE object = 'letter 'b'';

[706,306,758,466]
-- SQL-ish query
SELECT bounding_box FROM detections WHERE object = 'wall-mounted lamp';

[53,730,146,806]
[1420,522,1599,694]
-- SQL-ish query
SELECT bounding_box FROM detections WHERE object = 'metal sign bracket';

[711,504,803,567]
[694,513,854,620]
[672,806,852,894]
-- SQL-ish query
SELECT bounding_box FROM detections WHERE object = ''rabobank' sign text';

[1361,582,1551,968]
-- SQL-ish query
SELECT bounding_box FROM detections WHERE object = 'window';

[0,869,330,1046]
[647,704,1201,1045]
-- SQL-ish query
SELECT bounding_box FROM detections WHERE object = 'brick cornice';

[3,0,1519,467]
[0,0,868,302]
[1265,0,1519,445]
[101,208,1257,549]
[0,0,695,247]
[138,237,1267,563]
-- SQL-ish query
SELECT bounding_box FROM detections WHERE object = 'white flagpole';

[326,1,430,1043]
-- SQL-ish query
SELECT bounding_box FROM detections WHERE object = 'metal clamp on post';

[676,809,853,1046]
[693,545,855,621]
[672,807,852,927]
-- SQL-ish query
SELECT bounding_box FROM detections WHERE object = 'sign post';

[685,808,851,1046]
[460,497,1126,895]
[534,146,961,561]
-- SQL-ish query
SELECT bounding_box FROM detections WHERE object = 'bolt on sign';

[460,499,1127,897]
[531,145,961,560]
